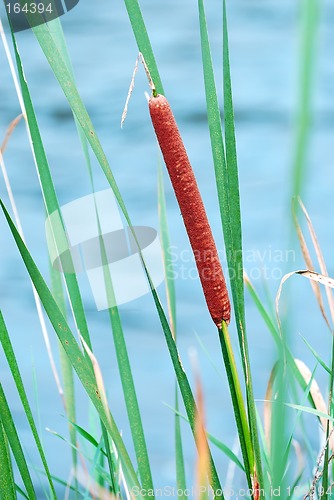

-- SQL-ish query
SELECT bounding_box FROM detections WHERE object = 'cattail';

[149,94,230,327]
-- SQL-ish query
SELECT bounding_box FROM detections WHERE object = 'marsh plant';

[0,0,332,499]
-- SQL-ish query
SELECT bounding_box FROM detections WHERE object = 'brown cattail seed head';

[149,94,231,327]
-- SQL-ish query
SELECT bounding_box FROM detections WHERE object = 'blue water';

[0,0,334,496]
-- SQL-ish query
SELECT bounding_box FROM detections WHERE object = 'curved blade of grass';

[0,312,56,497]
[285,403,334,422]
[67,421,100,450]
[0,422,16,500]
[158,163,187,496]
[244,275,280,348]
[0,202,141,493]
[208,434,245,473]
[0,384,36,499]
[50,263,78,475]
[301,336,331,375]
[108,304,154,492]
[123,0,164,95]
[15,484,29,499]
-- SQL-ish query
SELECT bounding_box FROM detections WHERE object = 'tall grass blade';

[158,164,187,496]
[0,421,16,500]
[47,16,95,190]
[89,211,154,491]
[291,0,320,201]
[123,0,164,95]
[50,264,78,488]
[0,312,56,497]
[0,384,36,499]
[108,306,154,492]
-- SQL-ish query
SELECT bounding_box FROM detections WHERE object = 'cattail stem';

[149,94,230,328]
[218,322,254,492]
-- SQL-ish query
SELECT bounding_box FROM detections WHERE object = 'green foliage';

[0,0,328,497]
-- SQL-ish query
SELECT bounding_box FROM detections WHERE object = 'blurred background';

[0,0,333,494]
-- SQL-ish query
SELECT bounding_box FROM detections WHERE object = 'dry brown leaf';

[276,269,334,330]
[264,362,279,451]
[121,52,156,128]
[298,198,334,326]
[293,207,330,329]
[192,353,211,497]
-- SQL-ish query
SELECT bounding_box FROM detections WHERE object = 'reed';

[0,0,329,498]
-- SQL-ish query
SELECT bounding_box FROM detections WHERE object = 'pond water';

[0,0,333,496]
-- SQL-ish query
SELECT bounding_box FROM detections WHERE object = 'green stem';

[218,323,253,491]
[153,292,224,499]
[321,329,334,498]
